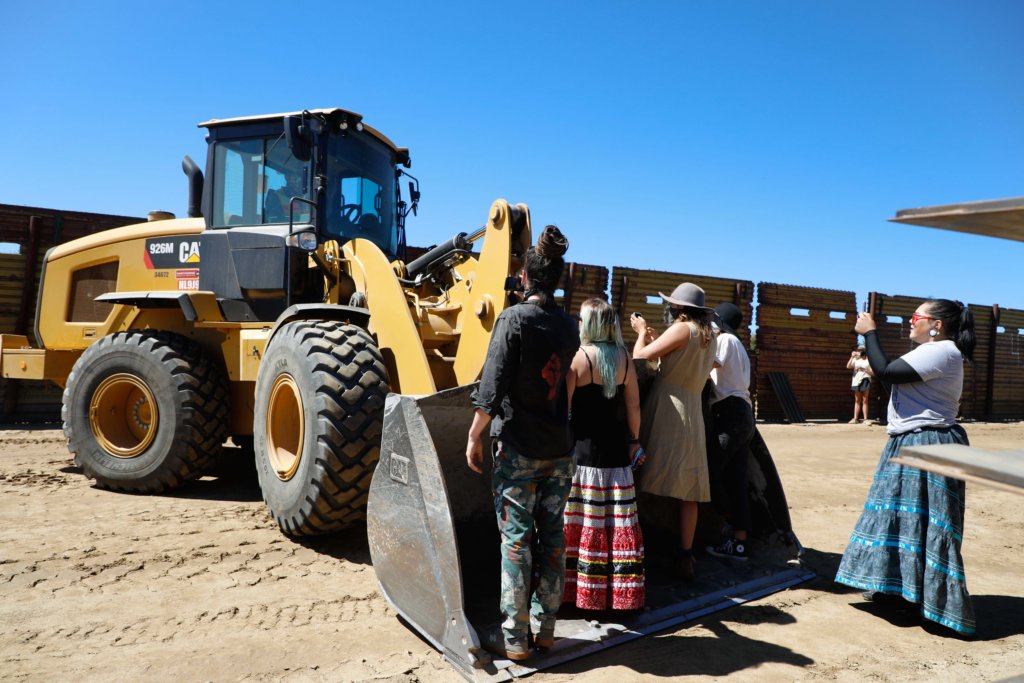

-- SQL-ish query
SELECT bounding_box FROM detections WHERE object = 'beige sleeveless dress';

[638,322,718,501]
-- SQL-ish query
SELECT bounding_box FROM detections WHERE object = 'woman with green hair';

[563,298,646,610]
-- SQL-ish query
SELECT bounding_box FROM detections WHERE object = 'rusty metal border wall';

[0,205,145,420]
[608,266,755,347]
[2,202,1022,423]
[754,283,857,421]
[866,294,1010,421]
[991,307,1024,418]
[554,262,609,313]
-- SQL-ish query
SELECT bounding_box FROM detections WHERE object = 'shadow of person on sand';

[972,595,1024,641]
[850,594,1024,642]
[550,603,814,678]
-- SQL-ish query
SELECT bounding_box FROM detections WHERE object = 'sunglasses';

[909,313,936,325]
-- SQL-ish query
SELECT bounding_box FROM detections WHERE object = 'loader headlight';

[287,230,319,252]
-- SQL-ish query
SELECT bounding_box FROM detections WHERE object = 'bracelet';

[627,437,640,445]
[630,447,645,470]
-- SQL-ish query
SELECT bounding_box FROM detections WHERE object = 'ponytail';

[926,299,976,361]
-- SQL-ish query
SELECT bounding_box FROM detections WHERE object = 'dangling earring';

[928,328,938,338]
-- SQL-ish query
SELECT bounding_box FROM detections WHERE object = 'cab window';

[211,138,310,227]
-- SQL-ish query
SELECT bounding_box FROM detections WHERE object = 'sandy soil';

[1,422,1022,682]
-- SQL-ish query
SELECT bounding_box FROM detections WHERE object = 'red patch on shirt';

[541,354,562,401]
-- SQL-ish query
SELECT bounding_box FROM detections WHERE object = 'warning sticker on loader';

[144,237,201,270]
[176,269,200,290]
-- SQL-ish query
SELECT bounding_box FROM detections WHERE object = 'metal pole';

[617,275,630,326]
[985,304,999,419]
[563,262,577,314]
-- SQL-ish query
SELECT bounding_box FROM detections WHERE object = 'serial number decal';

[177,279,199,291]
[144,237,201,269]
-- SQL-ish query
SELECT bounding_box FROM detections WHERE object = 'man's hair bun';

[535,225,569,257]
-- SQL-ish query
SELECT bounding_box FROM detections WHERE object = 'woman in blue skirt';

[835,299,977,636]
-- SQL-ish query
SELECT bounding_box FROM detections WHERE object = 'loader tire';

[62,331,230,492]
[254,320,389,536]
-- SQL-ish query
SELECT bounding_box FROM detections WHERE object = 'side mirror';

[285,115,312,161]
[409,180,420,216]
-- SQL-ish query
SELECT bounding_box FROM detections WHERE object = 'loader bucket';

[367,387,815,682]
[366,386,496,675]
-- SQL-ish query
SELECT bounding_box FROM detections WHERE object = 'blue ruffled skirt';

[835,425,975,635]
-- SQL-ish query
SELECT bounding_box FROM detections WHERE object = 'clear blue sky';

[3,1,1023,312]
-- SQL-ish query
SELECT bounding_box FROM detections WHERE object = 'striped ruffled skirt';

[835,425,975,635]
[563,465,645,610]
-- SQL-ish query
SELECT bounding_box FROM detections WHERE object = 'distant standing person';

[629,283,717,581]
[466,226,578,660]
[847,345,873,423]
[704,303,756,562]
[835,300,977,636]
[563,298,645,611]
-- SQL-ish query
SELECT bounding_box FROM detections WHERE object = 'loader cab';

[195,109,409,322]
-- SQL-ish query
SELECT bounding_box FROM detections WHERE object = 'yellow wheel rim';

[89,373,158,458]
[266,374,304,481]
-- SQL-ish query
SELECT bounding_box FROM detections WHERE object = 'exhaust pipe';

[182,155,204,218]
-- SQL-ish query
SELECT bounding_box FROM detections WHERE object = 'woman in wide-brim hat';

[628,282,718,580]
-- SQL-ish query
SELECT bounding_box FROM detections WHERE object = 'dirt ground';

[1,421,1022,682]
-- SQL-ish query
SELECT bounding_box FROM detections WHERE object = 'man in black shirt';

[466,226,579,661]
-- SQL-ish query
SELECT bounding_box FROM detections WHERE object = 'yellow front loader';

[2,108,811,680]
[3,109,528,535]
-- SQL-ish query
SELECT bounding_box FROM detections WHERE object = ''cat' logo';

[179,241,200,263]
[144,237,201,269]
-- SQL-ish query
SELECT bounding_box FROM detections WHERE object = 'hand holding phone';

[629,311,647,334]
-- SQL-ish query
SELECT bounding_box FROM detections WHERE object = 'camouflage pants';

[492,441,573,643]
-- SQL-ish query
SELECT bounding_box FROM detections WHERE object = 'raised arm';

[854,313,921,384]
[633,320,689,361]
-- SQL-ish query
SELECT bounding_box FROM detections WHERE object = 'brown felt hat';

[659,282,713,311]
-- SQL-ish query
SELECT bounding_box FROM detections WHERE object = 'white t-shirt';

[851,358,871,386]
[886,340,964,435]
[710,331,751,406]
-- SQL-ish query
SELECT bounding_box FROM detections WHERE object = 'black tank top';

[571,349,630,469]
